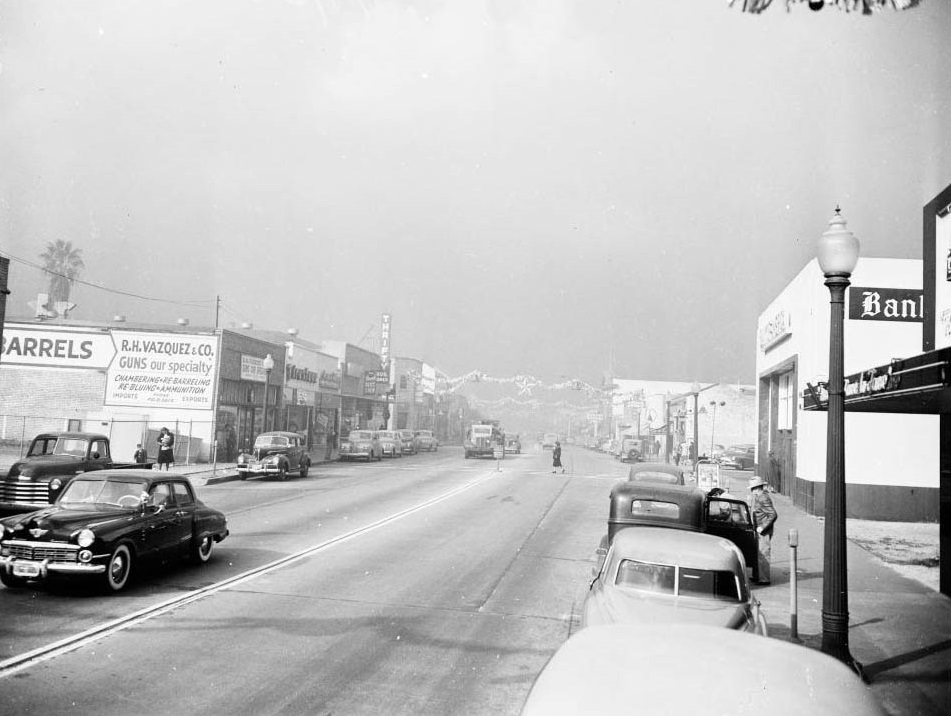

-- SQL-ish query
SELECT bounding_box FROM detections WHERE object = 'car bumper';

[236,462,282,475]
[1,555,106,579]
[340,450,370,459]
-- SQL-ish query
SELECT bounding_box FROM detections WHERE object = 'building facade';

[757,257,935,520]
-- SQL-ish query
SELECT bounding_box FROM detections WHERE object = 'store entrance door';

[236,406,255,453]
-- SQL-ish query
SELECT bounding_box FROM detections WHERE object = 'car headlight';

[77,528,95,548]
[50,478,63,491]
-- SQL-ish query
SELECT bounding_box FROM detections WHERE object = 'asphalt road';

[0,444,639,715]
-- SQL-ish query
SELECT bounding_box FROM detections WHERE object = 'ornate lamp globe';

[817,208,860,276]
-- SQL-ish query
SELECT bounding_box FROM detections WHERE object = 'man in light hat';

[749,475,777,585]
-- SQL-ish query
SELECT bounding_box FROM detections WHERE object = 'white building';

[756,257,937,520]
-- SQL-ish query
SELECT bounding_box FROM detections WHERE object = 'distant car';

[397,430,419,455]
[582,527,766,634]
[541,433,558,450]
[236,431,311,480]
[617,437,644,463]
[339,430,382,462]
[414,430,438,452]
[377,430,403,458]
[627,463,687,486]
[520,624,886,716]
[0,470,228,593]
[504,434,522,454]
[721,444,755,470]
[709,444,727,461]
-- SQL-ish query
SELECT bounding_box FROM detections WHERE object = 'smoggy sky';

[1,0,949,384]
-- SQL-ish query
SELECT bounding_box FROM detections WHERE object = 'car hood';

[7,455,83,477]
[2,505,135,541]
[583,585,750,630]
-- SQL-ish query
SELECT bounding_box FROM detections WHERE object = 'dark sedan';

[0,470,228,593]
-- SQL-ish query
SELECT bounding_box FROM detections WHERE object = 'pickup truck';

[0,432,151,512]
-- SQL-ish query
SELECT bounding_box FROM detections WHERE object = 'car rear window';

[615,560,741,601]
[630,500,680,519]
[615,560,675,594]
[678,567,741,601]
[350,431,372,440]
[630,471,681,485]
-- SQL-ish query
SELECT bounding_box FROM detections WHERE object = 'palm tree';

[39,240,84,305]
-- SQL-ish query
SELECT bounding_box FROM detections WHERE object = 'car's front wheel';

[191,534,215,564]
[277,463,287,481]
[103,543,133,593]
[300,460,309,477]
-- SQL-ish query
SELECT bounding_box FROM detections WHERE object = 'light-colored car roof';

[608,527,743,570]
[521,624,884,716]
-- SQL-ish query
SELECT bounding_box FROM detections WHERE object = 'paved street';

[0,445,947,714]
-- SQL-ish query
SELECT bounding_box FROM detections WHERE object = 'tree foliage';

[39,240,84,305]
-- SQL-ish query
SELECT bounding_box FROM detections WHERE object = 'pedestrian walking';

[156,427,175,471]
[749,475,777,584]
[673,444,681,466]
[133,443,148,465]
[552,441,564,474]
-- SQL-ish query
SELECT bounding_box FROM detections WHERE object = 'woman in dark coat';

[156,427,175,470]
[552,441,564,474]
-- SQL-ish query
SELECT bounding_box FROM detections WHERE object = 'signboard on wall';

[380,313,391,371]
[105,331,219,410]
[934,210,951,348]
[758,309,792,351]
[1,324,116,369]
[848,287,923,322]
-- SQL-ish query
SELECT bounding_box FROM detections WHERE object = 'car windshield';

[615,560,741,602]
[255,435,289,448]
[59,477,149,508]
[28,437,89,457]
[416,431,432,437]
[349,431,373,441]
[379,431,397,439]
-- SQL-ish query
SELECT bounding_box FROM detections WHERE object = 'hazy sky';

[2,0,949,384]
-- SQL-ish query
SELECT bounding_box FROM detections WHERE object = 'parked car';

[236,431,311,481]
[541,433,558,450]
[721,443,755,470]
[414,430,438,452]
[397,430,419,455]
[377,430,404,458]
[0,432,154,513]
[504,434,522,454]
[338,430,382,462]
[582,527,767,634]
[627,462,688,486]
[602,482,759,582]
[0,470,228,593]
[520,624,885,716]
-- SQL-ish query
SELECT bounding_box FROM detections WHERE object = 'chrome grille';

[4,540,78,562]
[0,481,51,505]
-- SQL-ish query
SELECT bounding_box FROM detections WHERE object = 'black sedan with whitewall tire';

[0,470,228,594]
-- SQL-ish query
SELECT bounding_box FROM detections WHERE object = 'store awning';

[802,347,951,414]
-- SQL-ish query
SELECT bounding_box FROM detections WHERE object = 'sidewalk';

[753,492,950,716]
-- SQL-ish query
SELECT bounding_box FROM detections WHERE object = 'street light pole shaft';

[692,392,699,470]
[821,273,857,670]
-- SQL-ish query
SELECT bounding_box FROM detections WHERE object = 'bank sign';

[848,287,924,322]
[1,324,219,411]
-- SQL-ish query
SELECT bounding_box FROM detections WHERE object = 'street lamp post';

[262,353,274,433]
[690,382,701,472]
[817,208,861,673]
[709,400,726,456]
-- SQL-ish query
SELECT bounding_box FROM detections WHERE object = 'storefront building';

[215,330,286,460]
[758,257,933,519]
[320,341,387,433]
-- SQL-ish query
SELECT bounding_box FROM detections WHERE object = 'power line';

[0,250,213,308]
